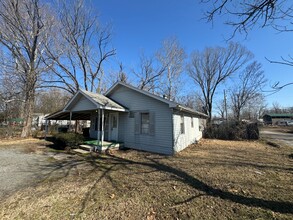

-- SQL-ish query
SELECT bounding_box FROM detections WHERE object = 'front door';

[109,112,118,141]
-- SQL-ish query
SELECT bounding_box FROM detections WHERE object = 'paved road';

[260,130,293,147]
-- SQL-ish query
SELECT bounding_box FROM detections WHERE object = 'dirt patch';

[0,139,292,219]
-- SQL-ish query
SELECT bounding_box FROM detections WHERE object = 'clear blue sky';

[93,0,293,108]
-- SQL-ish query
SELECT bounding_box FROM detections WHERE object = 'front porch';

[44,89,127,152]
[82,139,124,152]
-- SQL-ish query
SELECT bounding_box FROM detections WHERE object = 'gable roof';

[106,82,208,118]
[64,89,127,112]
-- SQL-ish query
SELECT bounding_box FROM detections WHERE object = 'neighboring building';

[263,113,293,125]
[45,82,208,155]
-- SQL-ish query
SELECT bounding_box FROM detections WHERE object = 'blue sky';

[93,0,293,108]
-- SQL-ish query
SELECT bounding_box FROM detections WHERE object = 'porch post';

[101,109,104,148]
[97,109,100,151]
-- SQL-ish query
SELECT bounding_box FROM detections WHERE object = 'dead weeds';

[0,139,292,219]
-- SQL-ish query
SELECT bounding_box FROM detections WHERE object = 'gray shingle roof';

[80,89,126,111]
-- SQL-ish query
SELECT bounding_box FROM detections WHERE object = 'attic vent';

[129,111,135,118]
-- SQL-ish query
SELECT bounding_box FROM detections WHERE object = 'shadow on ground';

[37,151,293,216]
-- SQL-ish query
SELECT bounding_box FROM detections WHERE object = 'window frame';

[141,112,150,135]
[134,111,155,136]
[180,114,185,134]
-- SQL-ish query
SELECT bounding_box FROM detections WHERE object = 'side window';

[141,113,150,134]
[135,111,155,135]
[191,116,194,128]
[180,115,185,134]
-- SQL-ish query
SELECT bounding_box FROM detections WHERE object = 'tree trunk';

[207,102,212,123]
[21,79,35,138]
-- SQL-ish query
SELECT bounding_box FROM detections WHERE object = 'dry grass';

[0,139,292,219]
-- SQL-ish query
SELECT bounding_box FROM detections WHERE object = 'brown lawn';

[0,138,292,219]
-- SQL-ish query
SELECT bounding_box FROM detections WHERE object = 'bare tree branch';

[188,42,252,121]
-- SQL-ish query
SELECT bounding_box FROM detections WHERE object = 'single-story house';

[263,113,293,125]
[45,82,208,155]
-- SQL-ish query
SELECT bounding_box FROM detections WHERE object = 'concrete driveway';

[260,128,293,147]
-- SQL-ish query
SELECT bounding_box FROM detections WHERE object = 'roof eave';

[173,105,209,118]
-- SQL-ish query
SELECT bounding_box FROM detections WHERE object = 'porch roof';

[45,110,91,120]
[63,89,127,112]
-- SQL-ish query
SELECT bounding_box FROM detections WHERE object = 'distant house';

[45,82,208,155]
[263,113,293,125]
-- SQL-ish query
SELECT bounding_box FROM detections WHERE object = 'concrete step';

[79,144,93,152]
[73,149,90,154]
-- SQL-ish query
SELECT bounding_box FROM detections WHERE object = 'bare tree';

[241,95,267,120]
[117,63,128,83]
[230,61,266,121]
[0,0,54,137]
[34,89,71,114]
[44,0,116,94]
[272,101,282,113]
[216,99,226,119]
[202,0,293,90]
[0,73,24,122]
[133,52,166,92]
[203,0,293,35]
[178,93,204,112]
[188,42,252,122]
[156,37,186,101]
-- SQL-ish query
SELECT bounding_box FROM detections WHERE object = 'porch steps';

[73,148,90,154]
[79,144,94,152]
[97,141,123,152]
[74,142,123,154]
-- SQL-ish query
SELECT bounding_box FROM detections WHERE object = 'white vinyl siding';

[173,114,203,152]
[70,95,97,111]
[108,85,173,155]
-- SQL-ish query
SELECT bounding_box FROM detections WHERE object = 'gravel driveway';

[0,148,52,198]
[0,144,80,199]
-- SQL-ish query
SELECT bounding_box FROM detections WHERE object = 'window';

[135,111,155,135]
[180,115,185,134]
[141,113,150,134]
[191,116,194,128]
